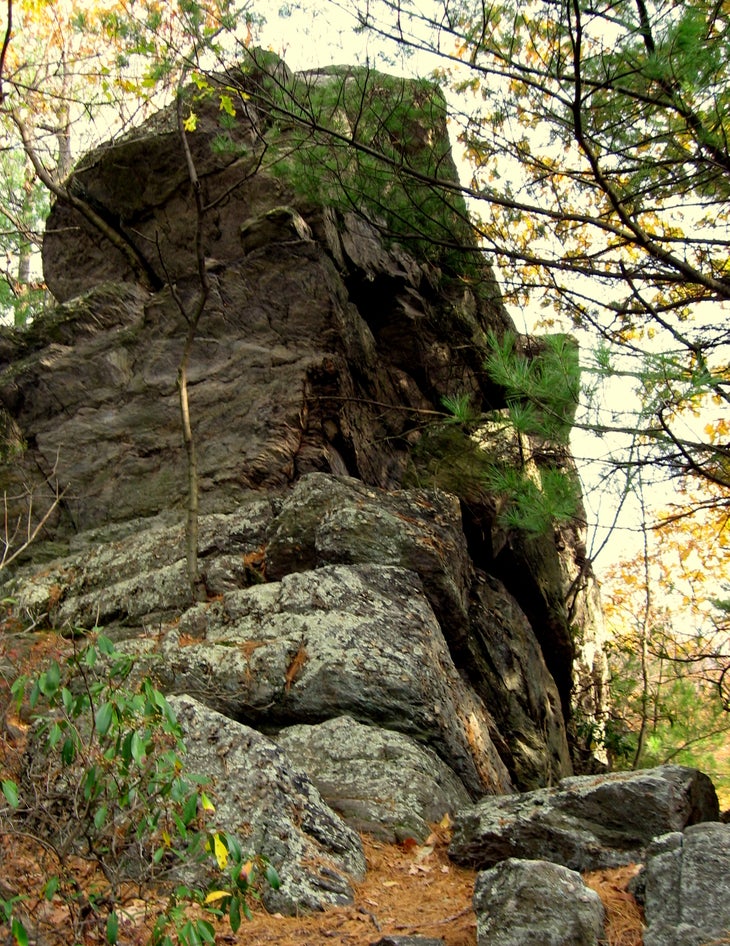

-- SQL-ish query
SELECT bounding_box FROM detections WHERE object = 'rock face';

[0,50,621,914]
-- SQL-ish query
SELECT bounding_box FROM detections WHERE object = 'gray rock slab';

[643,821,730,946]
[265,473,474,653]
[276,715,471,843]
[3,501,274,632]
[449,765,719,872]
[473,858,605,946]
[161,563,513,798]
[168,694,366,914]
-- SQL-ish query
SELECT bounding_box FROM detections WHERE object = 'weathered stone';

[160,563,513,798]
[466,572,572,788]
[642,822,730,946]
[473,858,605,946]
[0,49,615,796]
[265,473,474,654]
[3,501,273,632]
[449,765,719,872]
[167,694,366,914]
[276,715,471,843]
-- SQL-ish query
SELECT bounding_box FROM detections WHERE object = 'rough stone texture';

[167,694,366,914]
[159,563,513,798]
[4,501,274,632]
[2,55,605,757]
[0,58,613,906]
[465,573,572,789]
[3,471,569,793]
[0,55,726,936]
[642,822,730,946]
[473,858,605,946]
[449,765,720,872]
[265,473,474,656]
[276,715,471,843]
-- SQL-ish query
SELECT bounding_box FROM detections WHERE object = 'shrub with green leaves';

[0,634,278,946]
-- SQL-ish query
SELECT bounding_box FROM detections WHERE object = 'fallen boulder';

[642,821,730,946]
[167,694,366,914]
[473,858,605,946]
[449,765,719,871]
[275,715,471,843]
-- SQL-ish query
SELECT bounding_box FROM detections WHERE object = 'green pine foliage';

[258,61,475,269]
[484,330,580,442]
[409,330,582,535]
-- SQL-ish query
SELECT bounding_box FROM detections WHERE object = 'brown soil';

[215,826,478,946]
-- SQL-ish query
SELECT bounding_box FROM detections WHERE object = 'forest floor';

[0,630,645,946]
[0,817,645,946]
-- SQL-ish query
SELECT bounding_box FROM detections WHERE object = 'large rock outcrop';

[0,50,620,914]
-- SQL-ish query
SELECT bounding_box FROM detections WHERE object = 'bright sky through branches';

[255,0,729,570]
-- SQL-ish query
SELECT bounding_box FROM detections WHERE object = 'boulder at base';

[449,765,719,871]
[275,715,471,843]
[167,694,366,914]
[642,822,730,946]
[473,858,605,946]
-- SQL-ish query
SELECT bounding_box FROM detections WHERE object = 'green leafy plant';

[0,633,277,945]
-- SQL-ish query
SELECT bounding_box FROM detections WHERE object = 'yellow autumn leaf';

[206,832,228,869]
[200,791,215,811]
[183,112,198,132]
[204,890,230,904]
[219,94,235,116]
[192,72,213,93]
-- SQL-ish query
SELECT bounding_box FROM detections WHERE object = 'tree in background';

[0,148,48,325]
[602,473,729,800]
[321,0,729,500]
